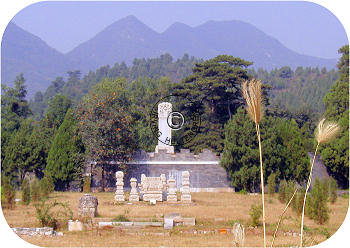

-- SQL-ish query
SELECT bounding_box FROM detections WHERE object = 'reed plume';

[242,79,266,248]
[299,118,339,247]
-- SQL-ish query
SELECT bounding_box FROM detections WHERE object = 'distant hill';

[67,15,164,71]
[2,16,337,97]
[1,22,74,97]
[67,15,337,73]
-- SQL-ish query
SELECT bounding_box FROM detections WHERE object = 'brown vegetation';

[2,192,348,247]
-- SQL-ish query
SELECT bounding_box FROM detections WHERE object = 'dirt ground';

[2,191,348,247]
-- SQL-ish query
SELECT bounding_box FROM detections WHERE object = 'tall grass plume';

[300,118,339,247]
[242,79,266,248]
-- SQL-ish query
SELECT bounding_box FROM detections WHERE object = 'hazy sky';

[11,1,348,58]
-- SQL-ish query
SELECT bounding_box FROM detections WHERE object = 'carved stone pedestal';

[167,178,177,203]
[114,171,125,202]
[181,171,192,203]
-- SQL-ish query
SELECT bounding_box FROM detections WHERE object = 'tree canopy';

[221,108,309,192]
[173,55,253,153]
[46,109,85,190]
[320,45,349,188]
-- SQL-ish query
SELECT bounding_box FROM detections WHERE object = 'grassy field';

[2,191,348,247]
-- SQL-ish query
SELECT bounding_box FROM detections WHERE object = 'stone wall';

[88,149,233,192]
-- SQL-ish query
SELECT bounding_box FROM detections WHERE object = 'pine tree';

[46,109,85,190]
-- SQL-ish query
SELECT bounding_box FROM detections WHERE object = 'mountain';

[1,22,74,97]
[67,16,337,73]
[2,16,338,98]
[67,15,165,71]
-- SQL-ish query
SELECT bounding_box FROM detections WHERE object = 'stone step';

[98,221,163,228]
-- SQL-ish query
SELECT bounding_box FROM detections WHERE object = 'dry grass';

[242,78,266,247]
[300,118,340,246]
[242,79,264,124]
[2,192,348,247]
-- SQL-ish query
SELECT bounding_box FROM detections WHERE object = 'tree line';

[1,47,348,191]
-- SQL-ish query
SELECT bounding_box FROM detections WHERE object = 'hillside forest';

[1,46,349,192]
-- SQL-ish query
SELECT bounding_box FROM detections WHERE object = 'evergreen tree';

[1,74,31,162]
[2,119,37,184]
[174,55,253,153]
[46,109,85,190]
[321,45,349,188]
[221,108,309,192]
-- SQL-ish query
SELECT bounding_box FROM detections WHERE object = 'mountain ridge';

[1,22,75,97]
[67,15,337,73]
[2,16,338,98]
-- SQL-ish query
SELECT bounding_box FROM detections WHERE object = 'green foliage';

[314,177,338,204]
[83,176,91,193]
[249,204,262,227]
[30,54,198,117]
[1,76,72,184]
[75,78,136,191]
[113,214,130,222]
[31,178,41,202]
[278,180,287,203]
[0,186,4,206]
[46,109,85,190]
[2,118,37,185]
[221,108,309,192]
[39,176,54,199]
[174,55,253,153]
[294,188,306,215]
[2,175,16,209]
[307,178,329,224]
[267,173,277,195]
[128,76,173,152]
[250,66,338,117]
[21,178,31,205]
[43,94,72,129]
[34,199,73,230]
[321,45,349,188]
[1,74,32,172]
[326,177,338,203]
[285,181,297,209]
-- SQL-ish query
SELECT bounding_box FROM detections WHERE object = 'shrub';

[278,180,287,202]
[325,177,338,203]
[267,173,276,195]
[39,176,54,199]
[46,176,55,193]
[249,204,262,227]
[1,186,4,206]
[34,199,73,230]
[83,176,91,193]
[285,181,297,209]
[113,214,130,222]
[294,188,306,215]
[21,178,31,205]
[2,176,16,209]
[307,178,329,224]
[31,178,41,202]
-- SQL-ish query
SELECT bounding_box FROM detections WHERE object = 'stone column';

[167,178,177,203]
[129,178,139,202]
[155,102,174,154]
[160,174,166,190]
[114,171,125,202]
[181,171,191,202]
